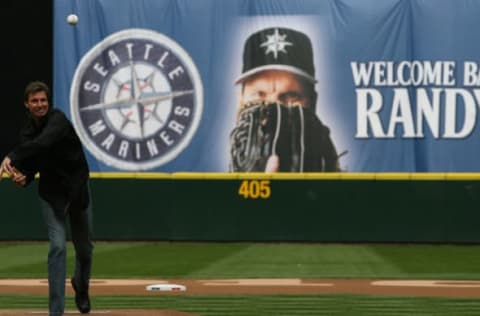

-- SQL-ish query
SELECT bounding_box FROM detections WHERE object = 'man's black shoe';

[71,278,91,314]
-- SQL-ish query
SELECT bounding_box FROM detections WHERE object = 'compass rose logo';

[260,28,293,59]
[70,29,203,170]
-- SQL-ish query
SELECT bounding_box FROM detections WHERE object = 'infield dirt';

[0,278,479,297]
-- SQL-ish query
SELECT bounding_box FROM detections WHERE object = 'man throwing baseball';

[0,81,93,315]
[230,27,341,172]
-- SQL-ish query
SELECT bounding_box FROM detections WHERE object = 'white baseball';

[67,14,79,25]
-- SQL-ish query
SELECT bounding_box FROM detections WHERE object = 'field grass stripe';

[4,242,480,279]
[4,294,480,315]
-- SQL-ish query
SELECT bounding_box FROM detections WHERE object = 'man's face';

[25,91,49,119]
[241,70,311,107]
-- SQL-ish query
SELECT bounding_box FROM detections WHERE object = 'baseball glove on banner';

[229,102,339,172]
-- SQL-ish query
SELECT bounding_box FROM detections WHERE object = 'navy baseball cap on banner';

[236,27,316,84]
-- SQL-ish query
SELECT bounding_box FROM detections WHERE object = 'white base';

[146,284,187,291]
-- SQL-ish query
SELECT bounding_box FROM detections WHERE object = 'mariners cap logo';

[260,28,293,59]
[70,29,203,171]
[236,27,316,84]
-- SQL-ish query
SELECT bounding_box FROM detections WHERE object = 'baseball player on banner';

[230,27,342,172]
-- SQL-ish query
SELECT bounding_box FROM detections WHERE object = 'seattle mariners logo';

[70,29,203,170]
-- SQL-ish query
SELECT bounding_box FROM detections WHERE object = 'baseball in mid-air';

[67,14,79,25]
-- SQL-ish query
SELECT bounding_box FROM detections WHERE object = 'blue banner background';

[54,0,480,172]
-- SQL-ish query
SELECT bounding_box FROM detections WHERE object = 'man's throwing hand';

[0,157,14,181]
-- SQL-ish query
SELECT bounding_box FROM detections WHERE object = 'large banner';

[54,0,480,173]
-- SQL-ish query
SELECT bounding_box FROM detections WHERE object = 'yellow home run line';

[86,172,480,180]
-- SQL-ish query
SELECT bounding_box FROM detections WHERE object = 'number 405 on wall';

[238,180,271,199]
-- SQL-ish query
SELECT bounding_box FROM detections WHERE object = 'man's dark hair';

[24,81,50,102]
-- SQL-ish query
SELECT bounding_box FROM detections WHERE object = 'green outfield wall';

[1,173,480,242]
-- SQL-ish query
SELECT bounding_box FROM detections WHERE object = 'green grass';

[2,242,480,315]
[1,242,480,279]
[2,294,480,316]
